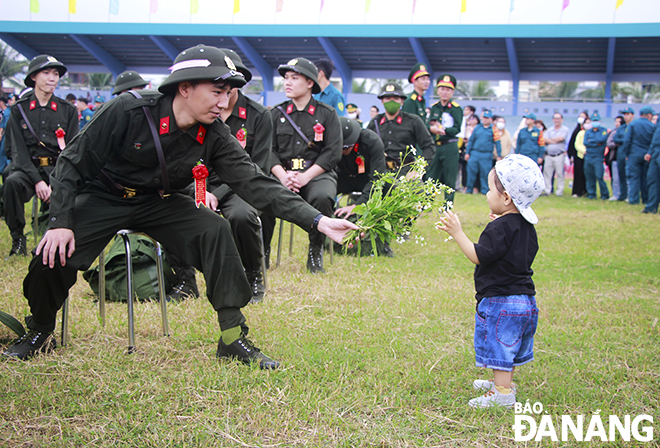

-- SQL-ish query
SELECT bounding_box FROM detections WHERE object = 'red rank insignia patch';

[50,101,57,111]
[238,107,247,119]
[286,104,294,114]
[396,116,403,124]
[308,105,315,115]
[380,117,386,125]
[197,125,207,144]
[29,100,36,110]
[160,117,170,135]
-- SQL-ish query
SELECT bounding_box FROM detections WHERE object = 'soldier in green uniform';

[269,58,342,274]
[401,62,431,124]
[426,74,463,202]
[112,71,149,95]
[3,55,78,257]
[367,83,434,176]
[1,45,357,369]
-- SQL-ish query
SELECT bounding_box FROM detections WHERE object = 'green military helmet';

[436,74,457,90]
[339,116,362,146]
[158,45,246,94]
[112,71,149,95]
[220,48,252,83]
[408,62,430,83]
[590,112,602,121]
[25,54,67,88]
[377,83,407,100]
[277,58,321,94]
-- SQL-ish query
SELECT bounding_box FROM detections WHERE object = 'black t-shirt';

[473,213,538,302]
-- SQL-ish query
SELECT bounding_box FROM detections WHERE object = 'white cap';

[495,155,545,224]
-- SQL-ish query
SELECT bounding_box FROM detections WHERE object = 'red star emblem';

[50,101,58,111]
[29,100,36,110]
[286,104,294,114]
[380,117,386,125]
[396,116,403,124]
[308,105,315,115]
[197,125,207,144]
[160,117,170,135]
[238,107,247,119]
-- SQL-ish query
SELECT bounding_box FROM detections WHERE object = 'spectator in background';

[542,113,570,196]
[0,96,11,174]
[93,94,105,111]
[494,116,513,159]
[313,59,346,116]
[606,115,624,201]
[76,97,94,131]
[614,107,635,202]
[346,103,362,125]
[517,113,545,166]
[366,105,379,129]
[459,113,480,190]
[65,93,76,104]
[642,122,660,214]
[534,120,547,132]
[568,111,589,197]
[458,105,476,145]
[583,112,610,200]
[621,106,656,206]
[652,114,658,125]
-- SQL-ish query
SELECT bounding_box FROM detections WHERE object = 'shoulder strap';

[15,103,60,156]
[276,105,320,153]
[374,117,381,138]
[129,91,170,197]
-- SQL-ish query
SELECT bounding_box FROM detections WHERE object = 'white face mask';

[583,123,592,130]
[347,112,357,119]
[577,116,585,124]
[496,122,505,130]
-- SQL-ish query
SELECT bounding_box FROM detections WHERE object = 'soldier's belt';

[436,139,459,146]
[31,156,57,167]
[98,170,164,199]
[283,158,315,171]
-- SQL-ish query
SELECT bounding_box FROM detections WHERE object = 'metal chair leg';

[257,217,267,290]
[98,251,106,327]
[119,232,136,355]
[31,196,39,245]
[276,219,284,268]
[289,222,295,256]
[152,241,169,337]
[61,297,69,346]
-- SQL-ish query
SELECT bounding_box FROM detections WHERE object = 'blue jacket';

[622,117,655,156]
[583,126,609,159]
[516,126,545,161]
[79,108,94,131]
[649,123,660,160]
[466,123,501,157]
[313,83,346,116]
[613,122,628,146]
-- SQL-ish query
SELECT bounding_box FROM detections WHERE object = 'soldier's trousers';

[626,151,649,205]
[217,191,263,272]
[23,186,251,334]
[4,170,48,240]
[426,141,459,202]
[466,152,492,195]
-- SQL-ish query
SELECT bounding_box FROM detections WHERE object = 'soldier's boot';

[2,330,56,360]
[6,235,27,259]
[306,244,325,274]
[246,269,265,303]
[166,266,199,302]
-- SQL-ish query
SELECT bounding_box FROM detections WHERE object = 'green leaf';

[0,310,26,337]
[383,221,392,231]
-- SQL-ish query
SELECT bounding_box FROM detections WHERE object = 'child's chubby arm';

[436,210,480,265]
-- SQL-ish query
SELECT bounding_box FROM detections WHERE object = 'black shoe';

[166,279,199,302]
[246,269,265,303]
[2,330,56,360]
[264,248,271,270]
[216,335,279,370]
[306,245,325,274]
[6,236,27,259]
[382,242,395,258]
[641,209,657,214]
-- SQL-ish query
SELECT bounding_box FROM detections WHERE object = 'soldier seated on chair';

[1,45,357,370]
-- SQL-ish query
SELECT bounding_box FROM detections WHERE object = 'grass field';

[1,190,659,447]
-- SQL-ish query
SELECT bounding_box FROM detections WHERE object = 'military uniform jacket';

[209,91,273,200]
[613,122,627,146]
[49,90,319,231]
[79,108,94,131]
[367,111,435,164]
[621,118,655,157]
[427,100,463,145]
[335,128,386,205]
[650,123,660,159]
[270,97,342,173]
[516,127,546,161]
[466,124,502,157]
[8,91,78,185]
[583,126,609,159]
[402,92,427,126]
[313,84,346,116]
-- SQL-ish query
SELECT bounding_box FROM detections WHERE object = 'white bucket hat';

[495,155,545,224]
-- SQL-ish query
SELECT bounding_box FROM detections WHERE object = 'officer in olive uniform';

[3,55,78,257]
[269,58,342,274]
[112,71,149,95]
[402,63,431,125]
[426,74,463,202]
[2,45,356,369]
[334,116,386,215]
[367,83,434,176]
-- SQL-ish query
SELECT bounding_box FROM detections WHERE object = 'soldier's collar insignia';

[287,59,298,66]
[380,116,386,125]
[238,107,247,119]
[50,101,57,111]
[225,55,237,71]
[396,116,403,124]
[197,125,207,144]
[308,105,315,115]
[160,117,170,135]
[286,104,294,114]
[385,85,395,92]
[29,100,36,110]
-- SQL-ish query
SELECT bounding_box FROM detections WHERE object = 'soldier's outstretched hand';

[317,216,359,244]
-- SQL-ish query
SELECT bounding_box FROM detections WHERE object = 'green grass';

[1,191,659,447]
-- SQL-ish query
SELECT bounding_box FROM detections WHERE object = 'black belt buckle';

[123,187,137,198]
[290,158,306,171]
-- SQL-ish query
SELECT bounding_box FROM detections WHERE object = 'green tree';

[455,81,496,99]
[0,43,28,89]
[539,81,578,99]
[89,73,113,90]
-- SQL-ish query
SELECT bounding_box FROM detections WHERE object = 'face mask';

[384,100,401,115]
[347,112,357,119]
[496,122,505,130]
[591,121,600,128]
[577,116,585,124]
[583,123,592,130]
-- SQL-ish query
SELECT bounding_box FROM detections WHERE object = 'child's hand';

[489,212,499,221]
[436,210,463,236]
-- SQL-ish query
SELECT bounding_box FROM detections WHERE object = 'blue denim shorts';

[474,295,539,371]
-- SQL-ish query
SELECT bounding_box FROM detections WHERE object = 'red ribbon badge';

[55,127,66,150]
[313,123,325,142]
[192,161,209,208]
[236,128,246,149]
[356,155,365,174]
